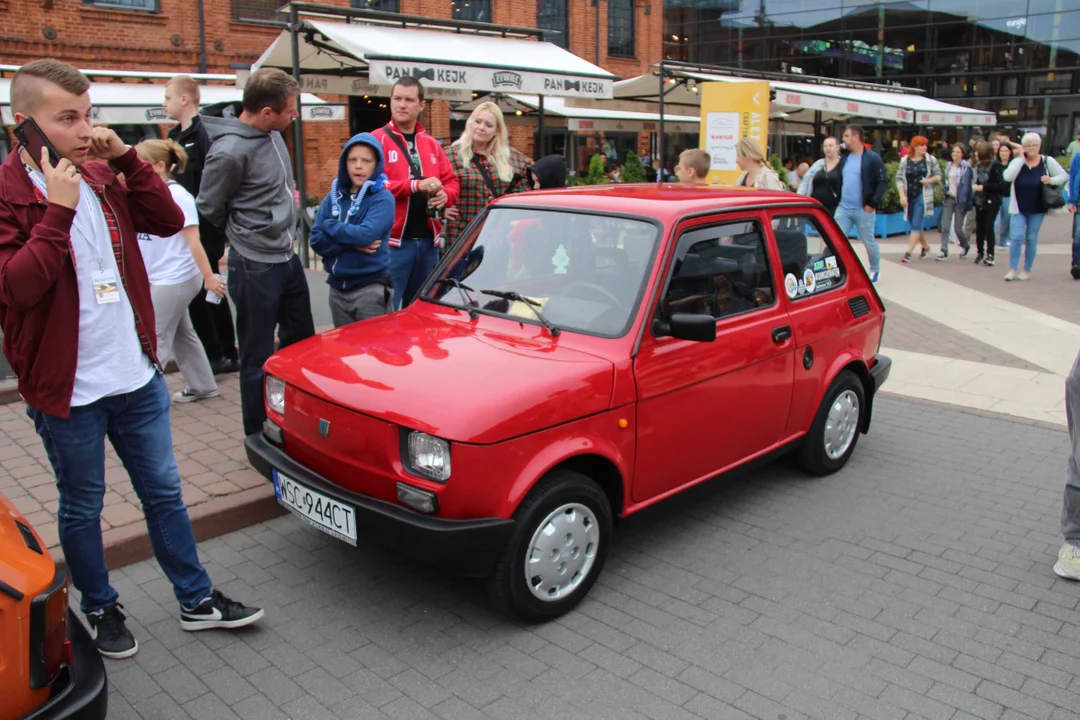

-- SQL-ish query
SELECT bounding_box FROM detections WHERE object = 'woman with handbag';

[1002,132,1068,281]
[443,102,531,248]
[895,136,941,263]
[797,136,843,216]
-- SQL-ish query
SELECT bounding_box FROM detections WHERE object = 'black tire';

[798,369,866,476]
[487,469,613,623]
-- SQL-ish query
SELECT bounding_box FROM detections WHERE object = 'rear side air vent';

[16,520,43,554]
[848,295,870,318]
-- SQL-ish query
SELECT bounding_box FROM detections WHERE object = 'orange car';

[0,491,106,720]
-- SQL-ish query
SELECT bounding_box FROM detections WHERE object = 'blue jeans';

[997,197,1011,247]
[27,374,212,614]
[834,205,880,273]
[389,238,439,310]
[1009,212,1045,272]
[1072,212,1080,267]
[228,251,315,437]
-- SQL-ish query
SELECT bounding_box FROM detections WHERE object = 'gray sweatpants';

[939,197,971,253]
[151,275,217,394]
[329,282,393,328]
[1063,350,1080,541]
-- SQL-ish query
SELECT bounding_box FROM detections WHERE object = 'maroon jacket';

[0,146,184,418]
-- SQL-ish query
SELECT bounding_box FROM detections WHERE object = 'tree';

[621,152,646,183]
[585,153,607,185]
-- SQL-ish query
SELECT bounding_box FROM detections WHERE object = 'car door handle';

[772,325,792,344]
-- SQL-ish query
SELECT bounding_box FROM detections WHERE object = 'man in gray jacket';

[197,68,314,436]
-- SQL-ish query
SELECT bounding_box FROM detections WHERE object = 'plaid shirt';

[444,147,532,245]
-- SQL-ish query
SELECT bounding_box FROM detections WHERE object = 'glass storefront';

[664,0,1080,151]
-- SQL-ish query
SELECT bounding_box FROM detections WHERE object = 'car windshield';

[422,207,659,337]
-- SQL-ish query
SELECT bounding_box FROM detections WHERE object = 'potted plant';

[621,152,646,183]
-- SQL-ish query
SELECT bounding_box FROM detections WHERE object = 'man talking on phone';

[0,60,263,660]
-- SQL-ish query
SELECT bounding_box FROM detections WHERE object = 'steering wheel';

[564,281,621,306]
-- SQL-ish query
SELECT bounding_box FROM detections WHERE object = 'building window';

[451,0,491,23]
[608,0,636,58]
[230,0,284,22]
[83,0,158,10]
[351,0,400,10]
[538,0,569,48]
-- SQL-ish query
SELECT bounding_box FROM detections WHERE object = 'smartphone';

[12,117,63,168]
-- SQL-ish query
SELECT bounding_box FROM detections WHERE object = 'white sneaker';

[173,388,220,403]
[1018,271,1030,281]
[1004,270,1017,281]
[1054,542,1080,581]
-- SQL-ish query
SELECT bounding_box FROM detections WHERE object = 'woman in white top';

[735,138,786,191]
[135,140,227,402]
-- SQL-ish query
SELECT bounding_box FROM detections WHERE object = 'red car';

[246,185,890,622]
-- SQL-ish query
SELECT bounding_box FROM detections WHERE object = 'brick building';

[2,0,662,194]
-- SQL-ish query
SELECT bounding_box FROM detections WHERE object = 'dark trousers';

[187,250,237,362]
[227,250,315,436]
[975,204,997,258]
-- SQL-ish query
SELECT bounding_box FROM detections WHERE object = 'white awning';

[603,69,996,127]
[0,79,344,125]
[453,94,701,133]
[252,19,618,100]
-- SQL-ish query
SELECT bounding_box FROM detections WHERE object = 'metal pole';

[658,59,665,179]
[289,7,309,267]
[538,94,546,157]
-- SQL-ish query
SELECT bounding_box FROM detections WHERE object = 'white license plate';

[272,470,358,546]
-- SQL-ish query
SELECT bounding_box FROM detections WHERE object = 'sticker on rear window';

[803,268,816,294]
[784,273,798,299]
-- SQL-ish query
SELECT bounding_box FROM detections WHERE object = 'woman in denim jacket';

[938,144,974,260]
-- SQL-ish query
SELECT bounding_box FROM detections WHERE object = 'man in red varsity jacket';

[371,76,459,309]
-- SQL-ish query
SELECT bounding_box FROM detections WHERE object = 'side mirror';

[653,313,716,342]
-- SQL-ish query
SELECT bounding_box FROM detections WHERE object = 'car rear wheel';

[798,369,865,476]
[487,469,613,623]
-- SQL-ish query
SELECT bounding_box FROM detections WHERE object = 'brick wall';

[3,0,661,192]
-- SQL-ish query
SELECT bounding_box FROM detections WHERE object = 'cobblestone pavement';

[881,304,1038,371]
[87,395,1080,720]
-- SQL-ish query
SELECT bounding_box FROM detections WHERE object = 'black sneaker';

[210,357,240,375]
[960,246,971,259]
[180,590,264,632]
[86,604,138,659]
[920,248,929,259]
[1071,265,1080,280]
[936,252,949,261]
[974,253,984,264]
[985,256,995,266]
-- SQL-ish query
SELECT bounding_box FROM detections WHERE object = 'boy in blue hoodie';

[310,133,396,327]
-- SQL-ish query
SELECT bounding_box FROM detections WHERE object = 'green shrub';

[584,153,608,185]
[768,153,785,177]
[879,161,903,214]
[621,152,646,183]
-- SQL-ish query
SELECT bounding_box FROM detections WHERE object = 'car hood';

[265,312,615,444]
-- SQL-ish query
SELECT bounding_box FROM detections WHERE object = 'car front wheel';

[487,469,613,623]
[798,369,866,476]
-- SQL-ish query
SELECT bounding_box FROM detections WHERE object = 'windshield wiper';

[479,289,561,337]
[432,278,478,319]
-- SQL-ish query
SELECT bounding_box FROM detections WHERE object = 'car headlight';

[265,375,286,416]
[407,432,451,482]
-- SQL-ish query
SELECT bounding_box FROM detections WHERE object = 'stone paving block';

[131,692,191,720]
[203,666,260,705]
[183,693,241,720]
[232,694,291,720]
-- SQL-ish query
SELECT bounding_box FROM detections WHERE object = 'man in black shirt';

[165,75,239,374]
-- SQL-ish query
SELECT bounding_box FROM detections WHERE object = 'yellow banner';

[699,81,770,185]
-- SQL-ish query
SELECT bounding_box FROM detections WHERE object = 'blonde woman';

[734,138,785,190]
[134,139,226,403]
[443,102,531,246]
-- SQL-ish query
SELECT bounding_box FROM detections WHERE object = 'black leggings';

[975,205,998,258]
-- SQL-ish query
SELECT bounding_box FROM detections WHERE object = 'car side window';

[660,220,776,321]
[771,214,847,299]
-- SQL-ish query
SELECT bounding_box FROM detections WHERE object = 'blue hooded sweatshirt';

[310,133,395,291]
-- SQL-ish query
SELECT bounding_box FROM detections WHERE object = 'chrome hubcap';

[524,503,599,602]
[824,389,860,460]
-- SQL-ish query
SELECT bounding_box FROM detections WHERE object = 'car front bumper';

[23,610,107,720]
[245,433,515,577]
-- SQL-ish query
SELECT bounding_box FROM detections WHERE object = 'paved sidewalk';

[86,396,1080,720]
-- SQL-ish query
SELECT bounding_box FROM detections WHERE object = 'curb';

[0,378,21,405]
[52,484,287,570]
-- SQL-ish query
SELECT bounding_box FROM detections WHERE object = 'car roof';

[494,183,820,221]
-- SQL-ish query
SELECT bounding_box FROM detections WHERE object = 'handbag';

[1041,156,1066,210]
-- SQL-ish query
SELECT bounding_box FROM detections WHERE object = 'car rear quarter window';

[771,214,847,300]
[660,220,776,321]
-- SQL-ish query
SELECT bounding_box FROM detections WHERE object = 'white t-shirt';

[137,183,201,285]
[27,168,155,407]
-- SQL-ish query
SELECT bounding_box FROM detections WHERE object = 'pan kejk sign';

[367,60,613,99]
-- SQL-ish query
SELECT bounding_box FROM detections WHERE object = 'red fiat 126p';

[246,185,890,622]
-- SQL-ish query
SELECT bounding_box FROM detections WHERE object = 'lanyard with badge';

[23,161,120,305]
